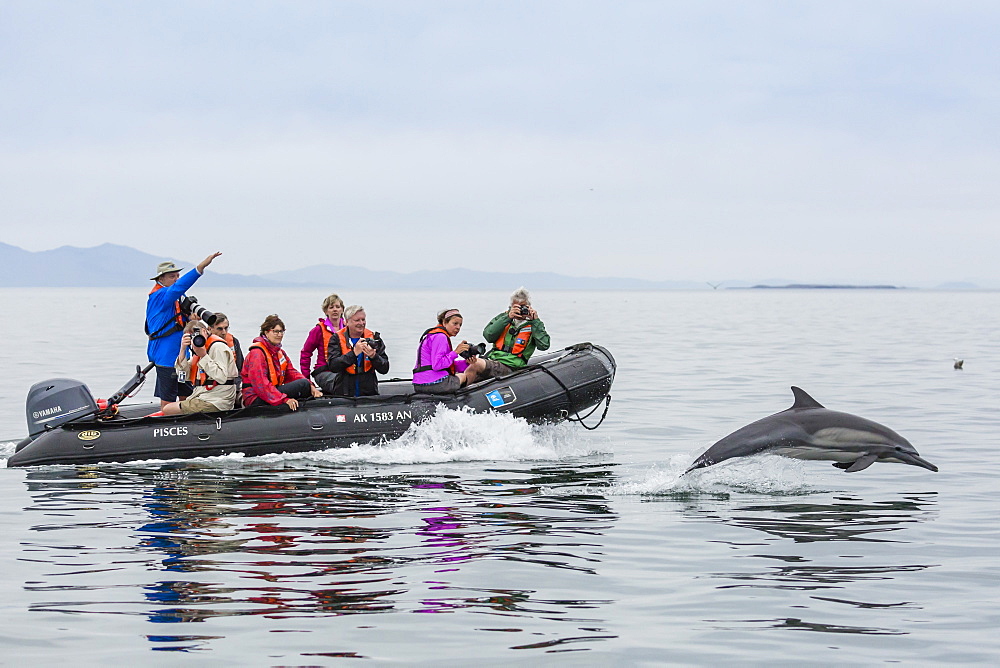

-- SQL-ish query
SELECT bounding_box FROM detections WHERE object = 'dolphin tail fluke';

[683,462,704,475]
[683,455,717,474]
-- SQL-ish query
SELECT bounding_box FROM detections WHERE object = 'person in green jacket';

[478,287,551,379]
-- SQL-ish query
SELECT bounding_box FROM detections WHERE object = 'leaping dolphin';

[685,387,938,474]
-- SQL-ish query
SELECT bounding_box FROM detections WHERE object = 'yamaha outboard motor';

[26,378,99,437]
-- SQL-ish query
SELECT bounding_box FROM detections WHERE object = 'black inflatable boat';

[7,343,615,467]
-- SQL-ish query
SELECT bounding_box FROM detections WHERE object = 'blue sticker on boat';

[485,387,516,408]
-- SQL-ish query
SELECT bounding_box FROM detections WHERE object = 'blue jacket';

[145,268,202,366]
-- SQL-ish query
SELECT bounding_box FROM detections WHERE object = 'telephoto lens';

[181,295,217,326]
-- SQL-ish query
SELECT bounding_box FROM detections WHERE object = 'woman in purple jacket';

[412,309,484,394]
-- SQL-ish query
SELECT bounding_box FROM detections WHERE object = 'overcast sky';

[1,1,998,284]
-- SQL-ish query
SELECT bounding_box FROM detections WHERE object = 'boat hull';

[8,343,614,467]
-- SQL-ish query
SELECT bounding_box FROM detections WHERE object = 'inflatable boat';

[8,343,615,467]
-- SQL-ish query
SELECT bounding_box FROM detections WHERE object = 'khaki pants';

[179,396,223,414]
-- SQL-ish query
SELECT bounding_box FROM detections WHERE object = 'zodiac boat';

[8,343,615,467]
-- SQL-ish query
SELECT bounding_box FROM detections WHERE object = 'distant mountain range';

[0,242,706,289]
[0,242,995,290]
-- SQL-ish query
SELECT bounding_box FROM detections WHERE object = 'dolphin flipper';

[842,454,878,473]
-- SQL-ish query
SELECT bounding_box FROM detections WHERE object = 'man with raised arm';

[145,251,222,408]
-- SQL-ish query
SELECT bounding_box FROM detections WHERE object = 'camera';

[518,305,530,318]
[360,333,382,350]
[179,295,218,326]
[191,327,206,349]
[460,342,487,359]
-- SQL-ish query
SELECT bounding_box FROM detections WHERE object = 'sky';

[1,1,998,285]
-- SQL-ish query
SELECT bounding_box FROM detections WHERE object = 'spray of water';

[609,451,819,497]
[267,406,607,465]
[0,439,16,464]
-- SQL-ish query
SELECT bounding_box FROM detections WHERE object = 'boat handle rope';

[537,366,612,431]
[568,394,612,430]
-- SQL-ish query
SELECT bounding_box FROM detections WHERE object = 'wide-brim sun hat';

[150,261,184,280]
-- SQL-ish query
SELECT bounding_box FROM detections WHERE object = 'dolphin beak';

[897,451,939,472]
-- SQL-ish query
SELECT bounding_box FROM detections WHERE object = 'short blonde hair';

[322,293,344,311]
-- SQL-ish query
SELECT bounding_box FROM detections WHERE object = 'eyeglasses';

[270,329,286,334]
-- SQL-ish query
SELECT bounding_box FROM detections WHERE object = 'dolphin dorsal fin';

[790,386,824,410]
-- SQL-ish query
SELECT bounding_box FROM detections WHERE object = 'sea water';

[1,288,998,664]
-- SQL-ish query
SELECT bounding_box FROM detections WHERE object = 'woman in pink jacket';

[299,293,345,377]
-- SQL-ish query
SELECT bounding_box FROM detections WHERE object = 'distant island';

[741,284,904,290]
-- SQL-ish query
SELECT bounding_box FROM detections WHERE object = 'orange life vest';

[249,341,292,386]
[493,322,533,357]
[145,283,187,340]
[413,326,455,375]
[318,318,338,360]
[335,327,375,374]
[189,335,235,388]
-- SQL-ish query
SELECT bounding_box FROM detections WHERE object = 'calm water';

[2,288,999,664]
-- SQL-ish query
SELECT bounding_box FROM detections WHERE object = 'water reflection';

[716,616,908,636]
[725,494,939,543]
[689,491,939,638]
[21,462,618,653]
[715,562,934,590]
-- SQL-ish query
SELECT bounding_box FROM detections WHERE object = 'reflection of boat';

[9,343,615,467]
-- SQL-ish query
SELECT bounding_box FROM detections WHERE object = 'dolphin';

[685,387,938,474]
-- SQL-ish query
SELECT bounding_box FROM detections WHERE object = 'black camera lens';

[192,330,206,348]
[518,305,529,318]
[460,342,487,359]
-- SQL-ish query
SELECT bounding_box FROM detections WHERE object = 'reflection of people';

[145,252,222,408]
[299,293,346,377]
[479,287,550,379]
[413,309,482,394]
[160,320,239,415]
[321,305,390,397]
[241,315,322,411]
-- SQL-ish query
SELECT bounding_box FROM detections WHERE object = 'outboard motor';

[26,378,99,437]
